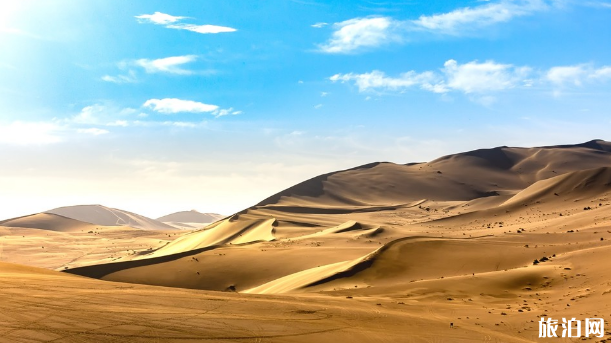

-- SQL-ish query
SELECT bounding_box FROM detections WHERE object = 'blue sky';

[0,0,610,218]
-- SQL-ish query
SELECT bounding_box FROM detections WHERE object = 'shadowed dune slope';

[46,204,173,230]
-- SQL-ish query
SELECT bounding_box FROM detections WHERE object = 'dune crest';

[143,217,277,258]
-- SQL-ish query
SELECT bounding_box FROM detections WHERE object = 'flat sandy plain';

[2,140,611,342]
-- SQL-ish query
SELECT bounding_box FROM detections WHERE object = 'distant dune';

[156,210,225,229]
[156,210,225,223]
[0,213,98,232]
[46,204,174,230]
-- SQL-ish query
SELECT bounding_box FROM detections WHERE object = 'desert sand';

[2,140,611,342]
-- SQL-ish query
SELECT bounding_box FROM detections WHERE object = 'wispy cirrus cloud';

[318,16,402,53]
[330,59,611,102]
[318,0,554,53]
[330,70,446,93]
[311,22,328,28]
[546,64,611,86]
[72,104,137,125]
[101,70,137,84]
[102,55,205,83]
[143,98,242,118]
[143,98,219,114]
[135,12,187,25]
[135,12,236,34]
[330,59,532,95]
[411,0,548,35]
[136,55,197,74]
[166,24,236,34]
[443,59,532,93]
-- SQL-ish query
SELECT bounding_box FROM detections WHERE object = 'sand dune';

[502,166,611,206]
[256,139,611,209]
[47,204,174,230]
[157,210,225,224]
[0,211,182,270]
[8,140,611,342]
[65,141,611,298]
[0,212,98,232]
[143,216,277,258]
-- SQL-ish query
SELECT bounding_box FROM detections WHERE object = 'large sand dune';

[7,140,611,342]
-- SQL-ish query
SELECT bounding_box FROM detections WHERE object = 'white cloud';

[143,98,219,114]
[136,12,236,34]
[0,121,63,145]
[318,17,401,53]
[211,107,242,118]
[443,59,531,93]
[314,104,323,109]
[73,104,105,124]
[546,64,611,86]
[412,0,548,35]
[330,69,447,93]
[331,59,534,94]
[72,105,137,125]
[166,24,237,34]
[312,22,328,28]
[136,55,197,74]
[135,12,186,25]
[101,70,137,83]
[319,1,553,53]
[546,65,587,86]
[77,128,109,136]
[331,59,611,102]
[592,66,611,79]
